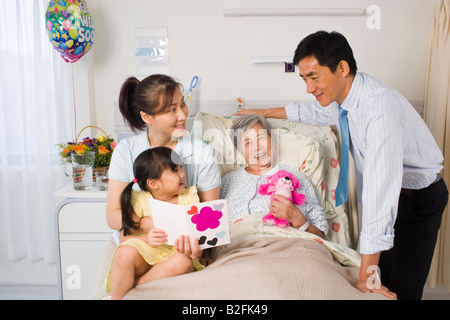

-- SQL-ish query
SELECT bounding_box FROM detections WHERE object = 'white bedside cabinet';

[54,182,113,300]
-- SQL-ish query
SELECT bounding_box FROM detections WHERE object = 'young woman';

[107,74,221,239]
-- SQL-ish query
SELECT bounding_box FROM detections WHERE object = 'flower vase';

[93,166,109,182]
[71,152,95,190]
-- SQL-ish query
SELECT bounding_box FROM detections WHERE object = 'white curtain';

[0,0,72,263]
[424,0,450,291]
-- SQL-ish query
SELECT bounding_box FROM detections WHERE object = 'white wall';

[74,0,432,139]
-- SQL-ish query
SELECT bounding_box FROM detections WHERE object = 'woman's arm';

[198,186,220,202]
[119,217,154,243]
[291,213,325,239]
[295,172,329,235]
[106,179,129,230]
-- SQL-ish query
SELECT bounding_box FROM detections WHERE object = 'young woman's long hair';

[120,146,182,236]
[118,74,183,133]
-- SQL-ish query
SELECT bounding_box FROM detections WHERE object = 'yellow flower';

[96,135,106,143]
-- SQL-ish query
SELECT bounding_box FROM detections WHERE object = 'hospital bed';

[121,112,388,300]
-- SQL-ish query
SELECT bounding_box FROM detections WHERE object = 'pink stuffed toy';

[258,170,306,227]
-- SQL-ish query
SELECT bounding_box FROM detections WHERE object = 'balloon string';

[71,63,77,142]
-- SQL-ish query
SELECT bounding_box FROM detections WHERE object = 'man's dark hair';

[293,31,357,75]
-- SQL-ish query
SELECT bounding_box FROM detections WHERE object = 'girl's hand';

[147,228,168,247]
[175,235,202,260]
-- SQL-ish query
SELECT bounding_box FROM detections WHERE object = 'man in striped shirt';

[236,31,448,300]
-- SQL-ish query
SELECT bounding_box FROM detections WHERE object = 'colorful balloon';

[45,0,94,63]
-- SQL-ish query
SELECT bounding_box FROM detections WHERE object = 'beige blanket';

[124,236,388,300]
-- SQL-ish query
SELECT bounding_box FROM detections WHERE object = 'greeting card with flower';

[149,199,230,249]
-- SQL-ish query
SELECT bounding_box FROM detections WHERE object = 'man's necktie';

[335,106,349,207]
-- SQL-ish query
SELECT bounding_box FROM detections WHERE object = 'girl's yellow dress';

[106,186,204,293]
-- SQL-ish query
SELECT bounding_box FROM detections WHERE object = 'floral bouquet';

[57,134,117,168]
[57,126,118,183]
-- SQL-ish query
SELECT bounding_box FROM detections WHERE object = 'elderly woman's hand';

[270,194,325,238]
[270,194,307,228]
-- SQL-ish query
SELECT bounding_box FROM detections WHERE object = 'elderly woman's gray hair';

[231,114,274,152]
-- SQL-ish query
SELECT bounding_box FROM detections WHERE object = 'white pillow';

[191,112,242,176]
[275,128,325,206]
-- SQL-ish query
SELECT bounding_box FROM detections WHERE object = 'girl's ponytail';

[118,77,146,133]
[120,181,140,236]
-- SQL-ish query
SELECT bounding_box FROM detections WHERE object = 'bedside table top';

[53,181,107,199]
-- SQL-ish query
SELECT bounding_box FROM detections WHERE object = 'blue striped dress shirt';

[285,72,444,254]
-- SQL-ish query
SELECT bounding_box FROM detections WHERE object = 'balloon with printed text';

[45,0,94,63]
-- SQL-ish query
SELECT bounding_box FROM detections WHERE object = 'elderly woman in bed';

[220,115,328,238]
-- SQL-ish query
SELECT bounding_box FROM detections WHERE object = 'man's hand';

[355,277,397,299]
[356,253,397,299]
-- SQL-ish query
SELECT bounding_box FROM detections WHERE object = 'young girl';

[106,147,204,300]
